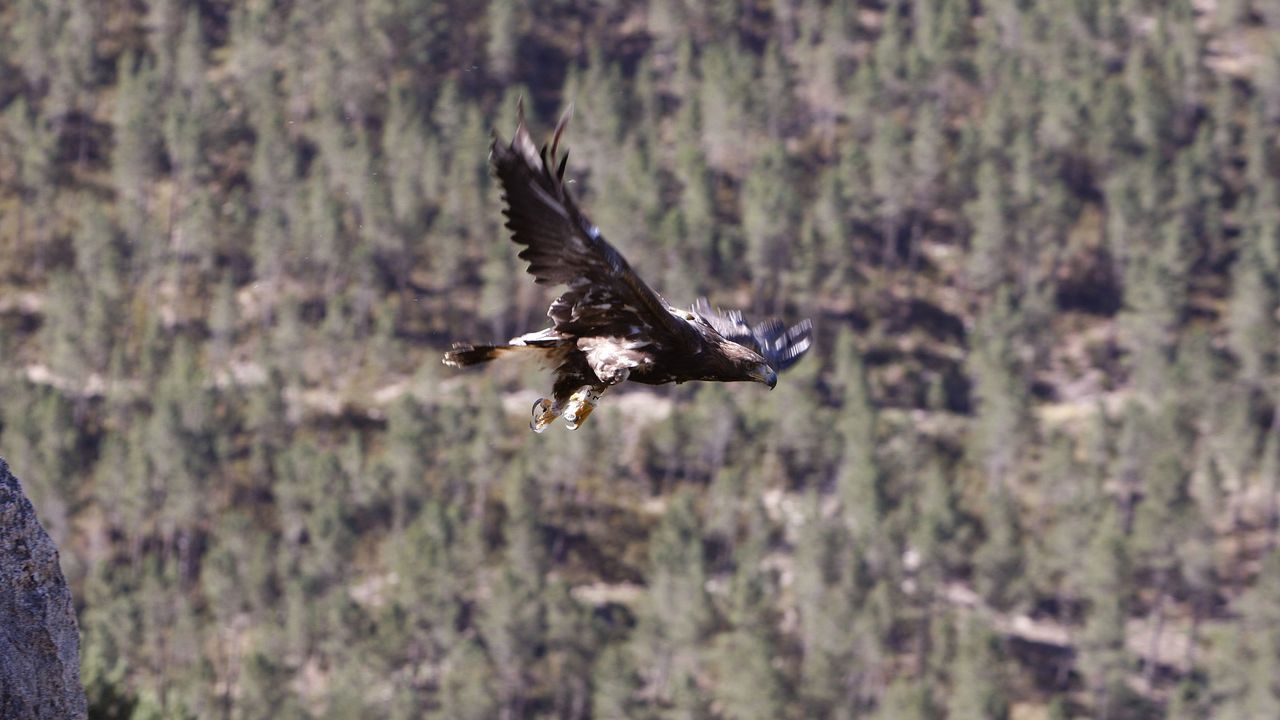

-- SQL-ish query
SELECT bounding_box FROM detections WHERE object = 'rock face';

[0,457,88,720]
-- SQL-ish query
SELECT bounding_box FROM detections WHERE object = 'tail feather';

[442,344,512,368]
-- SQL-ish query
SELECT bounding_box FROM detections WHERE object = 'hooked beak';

[750,364,778,389]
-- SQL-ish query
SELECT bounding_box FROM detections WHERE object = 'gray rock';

[0,457,88,720]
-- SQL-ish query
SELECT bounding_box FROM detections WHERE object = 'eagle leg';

[563,385,604,431]
[530,397,562,434]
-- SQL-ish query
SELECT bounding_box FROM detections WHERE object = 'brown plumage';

[443,101,813,431]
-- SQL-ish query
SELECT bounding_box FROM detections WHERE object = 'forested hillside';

[2,0,1280,717]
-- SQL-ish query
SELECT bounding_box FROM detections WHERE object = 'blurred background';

[1,0,1279,718]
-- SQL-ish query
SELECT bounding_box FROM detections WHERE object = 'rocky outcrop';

[0,457,88,720]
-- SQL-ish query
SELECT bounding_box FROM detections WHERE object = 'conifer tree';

[832,329,886,554]
[741,139,797,287]
[947,617,1009,720]
[631,491,712,708]
[710,518,785,720]
[1080,506,1133,720]
[698,42,754,169]
[973,479,1027,611]
[485,0,520,81]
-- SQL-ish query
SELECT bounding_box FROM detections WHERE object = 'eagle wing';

[491,101,697,346]
[691,298,814,372]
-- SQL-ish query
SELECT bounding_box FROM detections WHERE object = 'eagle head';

[719,341,777,389]
[749,362,778,389]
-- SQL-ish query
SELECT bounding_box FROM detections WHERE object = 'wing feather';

[491,100,696,346]
[692,298,814,372]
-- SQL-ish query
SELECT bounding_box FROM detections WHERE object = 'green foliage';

[1081,506,1134,719]
[947,617,1009,720]
[0,1,1278,717]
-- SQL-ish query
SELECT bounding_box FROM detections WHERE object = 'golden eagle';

[443,102,813,432]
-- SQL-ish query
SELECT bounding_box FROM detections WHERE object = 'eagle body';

[443,103,812,431]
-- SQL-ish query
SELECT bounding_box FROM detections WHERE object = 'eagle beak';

[751,364,778,389]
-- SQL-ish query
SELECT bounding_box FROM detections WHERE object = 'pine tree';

[794,490,861,715]
[911,99,946,213]
[869,112,909,267]
[631,491,712,708]
[761,39,796,137]
[741,139,797,286]
[1080,506,1133,720]
[435,639,500,720]
[1126,43,1174,151]
[543,581,594,720]
[4,97,58,266]
[592,643,640,719]
[875,676,933,720]
[874,0,907,87]
[967,288,1032,487]
[965,158,1011,291]
[384,86,427,229]
[383,396,433,528]
[112,53,162,262]
[947,617,1009,720]
[486,0,520,80]
[1035,430,1106,629]
[698,42,755,169]
[911,456,964,587]
[832,329,886,555]
[478,461,548,718]
[164,7,214,267]
[42,271,91,385]
[973,480,1028,611]
[673,97,717,281]
[709,522,785,720]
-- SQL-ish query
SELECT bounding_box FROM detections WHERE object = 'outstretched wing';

[691,298,813,372]
[491,101,696,346]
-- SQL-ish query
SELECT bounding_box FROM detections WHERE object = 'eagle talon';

[563,386,602,430]
[530,398,560,433]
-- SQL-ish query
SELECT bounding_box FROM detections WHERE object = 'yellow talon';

[530,398,560,433]
[563,386,601,430]
[565,401,595,430]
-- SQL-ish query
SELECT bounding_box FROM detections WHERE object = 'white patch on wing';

[510,327,565,346]
[579,336,653,385]
[669,307,699,323]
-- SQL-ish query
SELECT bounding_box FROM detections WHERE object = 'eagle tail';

[442,344,513,367]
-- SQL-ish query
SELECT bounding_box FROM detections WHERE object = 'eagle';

[443,102,813,432]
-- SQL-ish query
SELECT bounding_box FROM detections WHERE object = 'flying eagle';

[443,102,813,432]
